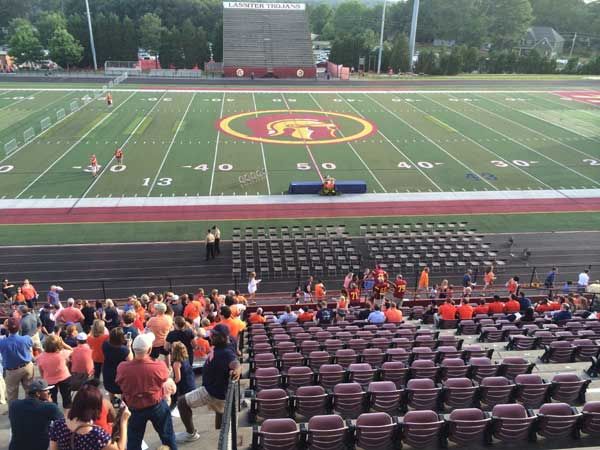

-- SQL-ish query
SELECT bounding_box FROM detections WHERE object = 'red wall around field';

[224,66,316,78]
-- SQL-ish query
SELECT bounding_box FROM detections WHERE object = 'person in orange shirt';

[484,266,496,291]
[13,287,26,304]
[20,279,38,306]
[457,299,474,320]
[248,307,267,324]
[193,334,211,363]
[505,294,521,314]
[436,299,457,326]
[473,299,489,315]
[506,276,520,295]
[337,291,349,319]
[384,302,403,323]
[220,305,246,341]
[488,296,506,314]
[90,154,99,177]
[314,280,326,301]
[348,282,361,305]
[88,319,109,379]
[418,267,430,293]
[183,297,203,322]
[146,303,173,359]
[106,92,113,106]
[297,308,315,324]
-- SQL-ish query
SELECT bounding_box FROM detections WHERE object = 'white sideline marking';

[0,87,595,94]
[147,92,196,196]
[1,189,599,209]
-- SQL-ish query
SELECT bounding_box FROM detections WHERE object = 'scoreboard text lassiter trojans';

[223,2,306,10]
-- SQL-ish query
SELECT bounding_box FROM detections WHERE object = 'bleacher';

[242,306,600,449]
[223,2,315,78]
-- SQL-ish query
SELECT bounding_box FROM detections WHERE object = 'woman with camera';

[49,383,130,450]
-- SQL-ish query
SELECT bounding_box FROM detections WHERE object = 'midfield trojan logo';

[217,110,376,145]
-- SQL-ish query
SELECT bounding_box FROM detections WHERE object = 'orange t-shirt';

[248,313,266,324]
[88,334,109,363]
[457,304,474,320]
[21,285,37,300]
[184,301,202,321]
[507,280,518,294]
[14,293,26,303]
[549,302,561,311]
[473,304,489,315]
[337,297,349,309]
[95,401,113,435]
[438,303,457,320]
[488,302,506,314]
[418,271,429,288]
[315,284,326,299]
[384,309,403,323]
[221,317,246,339]
[193,337,211,359]
[505,300,520,313]
[484,272,495,285]
[147,315,172,347]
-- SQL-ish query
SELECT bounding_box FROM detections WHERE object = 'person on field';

[115,148,123,165]
[90,154,99,177]
[106,92,113,106]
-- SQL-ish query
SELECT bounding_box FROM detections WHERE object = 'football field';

[0,86,599,200]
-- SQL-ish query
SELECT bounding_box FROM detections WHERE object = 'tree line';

[1,0,599,74]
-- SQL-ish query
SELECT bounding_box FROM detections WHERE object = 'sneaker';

[175,431,201,443]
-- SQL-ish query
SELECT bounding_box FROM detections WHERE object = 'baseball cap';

[76,332,88,341]
[28,379,54,394]
[212,324,230,337]
[132,332,155,352]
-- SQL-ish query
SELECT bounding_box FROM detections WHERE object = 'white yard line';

[79,91,167,200]
[367,93,498,191]
[421,94,559,192]
[0,92,97,165]
[336,93,443,192]
[15,92,137,198]
[280,93,324,181]
[474,94,600,152]
[459,94,600,186]
[208,92,226,196]
[147,93,196,196]
[2,188,600,209]
[251,92,271,195]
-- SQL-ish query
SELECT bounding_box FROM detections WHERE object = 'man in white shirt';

[212,225,221,256]
[578,269,590,293]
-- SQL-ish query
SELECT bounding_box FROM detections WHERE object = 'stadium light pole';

[408,0,420,72]
[376,0,387,74]
[84,0,98,71]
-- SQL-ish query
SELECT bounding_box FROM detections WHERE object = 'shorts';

[91,165,98,175]
[150,346,168,359]
[184,386,225,414]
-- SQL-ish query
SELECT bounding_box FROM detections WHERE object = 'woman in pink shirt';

[37,334,72,409]
[70,333,94,386]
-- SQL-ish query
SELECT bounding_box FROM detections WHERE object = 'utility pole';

[408,0,420,72]
[376,0,387,74]
[84,0,98,71]
[569,32,577,58]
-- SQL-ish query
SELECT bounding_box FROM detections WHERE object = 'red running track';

[2,197,600,225]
